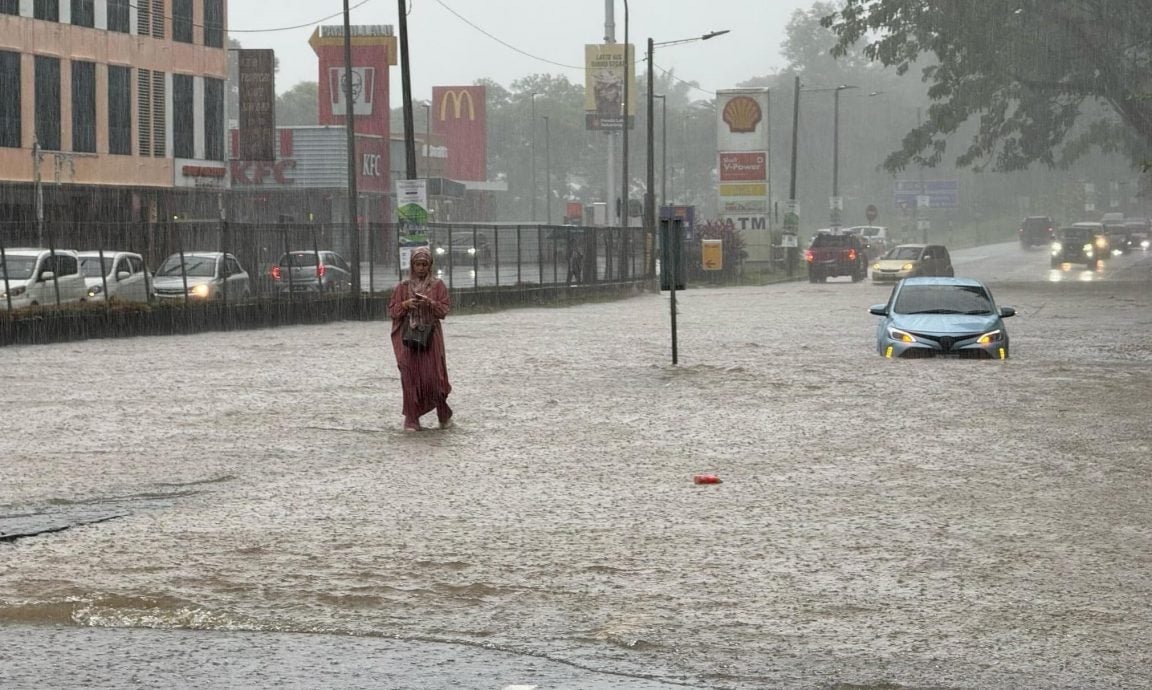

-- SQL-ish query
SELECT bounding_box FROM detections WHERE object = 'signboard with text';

[893,179,959,209]
[238,49,275,161]
[584,44,635,130]
[718,151,767,182]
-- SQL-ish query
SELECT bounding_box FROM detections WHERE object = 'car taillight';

[848,249,857,261]
[271,265,281,280]
[805,249,814,263]
[317,262,326,278]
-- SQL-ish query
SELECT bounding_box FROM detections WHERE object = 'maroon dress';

[387,279,452,427]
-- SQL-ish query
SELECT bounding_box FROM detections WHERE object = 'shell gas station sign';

[716,89,771,263]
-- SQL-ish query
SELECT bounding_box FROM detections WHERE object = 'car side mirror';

[116,271,130,281]
[869,304,888,316]
[999,306,1016,318]
[39,271,56,282]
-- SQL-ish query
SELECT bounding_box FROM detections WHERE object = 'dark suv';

[1019,216,1056,248]
[805,232,869,283]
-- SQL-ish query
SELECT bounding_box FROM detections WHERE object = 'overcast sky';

[228,0,815,102]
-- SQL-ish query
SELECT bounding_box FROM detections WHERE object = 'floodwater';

[2,244,1151,688]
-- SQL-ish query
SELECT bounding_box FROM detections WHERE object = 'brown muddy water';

[2,248,1151,688]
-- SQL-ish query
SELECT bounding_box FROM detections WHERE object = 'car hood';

[889,312,1001,334]
[1,278,32,290]
[153,275,218,289]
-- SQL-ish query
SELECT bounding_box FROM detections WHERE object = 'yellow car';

[871,244,954,283]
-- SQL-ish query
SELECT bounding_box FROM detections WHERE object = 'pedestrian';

[387,247,453,432]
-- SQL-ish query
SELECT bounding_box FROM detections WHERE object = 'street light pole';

[653,94,666,213]
[530,92,539,222]
[831,84,857,229]
[421,101,430,178]
[542,114,552,225]
[621,0,630,277]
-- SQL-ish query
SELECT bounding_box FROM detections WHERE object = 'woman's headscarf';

[407,247,436,324]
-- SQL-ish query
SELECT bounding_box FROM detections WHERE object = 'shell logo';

[722,96,762,133]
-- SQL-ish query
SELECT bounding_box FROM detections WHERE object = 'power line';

[122,0,374,34]
[432,0,583,70]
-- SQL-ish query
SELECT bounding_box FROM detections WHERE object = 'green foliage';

[276,82,319,126]
[821,0,1152,173]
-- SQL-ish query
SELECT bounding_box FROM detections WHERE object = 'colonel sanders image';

[594,69,623,117]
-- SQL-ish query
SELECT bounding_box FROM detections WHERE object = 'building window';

[107,0,129,33]
[172,0,192,43]
[108,65,131,155]
[0,51,19,148]
[203,0,224,48]
[34,0,59,21]
[35,56,61,151]
[137,0,164,38]
[70,0,93,27]
[72,60,96,152]
[137,68,165,157]
[173,73,193,158]
[0,0,19,17]
[204,77,224,160]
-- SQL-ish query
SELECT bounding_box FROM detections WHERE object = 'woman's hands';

[404,293,428,310]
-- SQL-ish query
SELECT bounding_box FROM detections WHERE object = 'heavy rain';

[2,1,1151,688]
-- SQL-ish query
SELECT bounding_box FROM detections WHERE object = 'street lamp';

[421,101,431,178]
[653,94,666,214]
[800,83,857,230]
[530,92,539,222]
[646,30,729,277]
[541,114,552,225]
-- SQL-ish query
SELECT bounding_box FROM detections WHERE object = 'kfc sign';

[362,153,382,177]
[232,160,297,185]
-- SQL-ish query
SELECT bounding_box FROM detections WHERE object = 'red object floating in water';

[693,475,722,485]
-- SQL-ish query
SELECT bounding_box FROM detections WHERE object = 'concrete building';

[0,0,228,238]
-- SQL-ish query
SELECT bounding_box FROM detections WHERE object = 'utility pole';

[530,92,539,222]
[342,1,361,293]
[620,0,630,278]
[542,115,552,225]
[397,0,416,179]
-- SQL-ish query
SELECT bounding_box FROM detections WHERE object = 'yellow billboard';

[584,43,635,130]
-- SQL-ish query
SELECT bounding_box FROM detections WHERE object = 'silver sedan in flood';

[869,277,1015,359]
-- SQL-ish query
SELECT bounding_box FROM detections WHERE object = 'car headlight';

[190,284,210,298]
[1051,242,1062,255]
[902,262,915,271]
[872,262,880,269]
[1142,239,1150,249]
[1095,236,1108,249]
[435,247,446,255]
[887,326,917,343]
[3,286,27,298]
[87,285,103,297]
[467,247,477,255]
[977,329,1003,344]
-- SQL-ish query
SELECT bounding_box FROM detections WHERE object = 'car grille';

[903,331,990,358]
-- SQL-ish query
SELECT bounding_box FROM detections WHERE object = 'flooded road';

[2,243,1151,688]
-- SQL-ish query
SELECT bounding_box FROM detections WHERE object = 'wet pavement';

[1,243,1151,688]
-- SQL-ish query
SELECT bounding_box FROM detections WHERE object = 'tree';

[277,82,319,126]
[821,1,1152,173]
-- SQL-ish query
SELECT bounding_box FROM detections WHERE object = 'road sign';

[865,204,878,223]
[893,179,959,209]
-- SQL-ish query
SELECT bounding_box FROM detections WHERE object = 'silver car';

[271,250,352,294]
[78,250,151,302]
[152,252,250,302]
[869,277,1015,360]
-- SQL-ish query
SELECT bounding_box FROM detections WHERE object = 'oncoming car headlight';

[190,283,211,298]
[887,327,917,343]
[1083,243,1094,258]
[434,247,447,255]
[87,285,104,297]
[3,285,27,298]
[902,262,915,271]
[977,329,1003,344]
[1050,242,1062,255]
[467,247,477,255]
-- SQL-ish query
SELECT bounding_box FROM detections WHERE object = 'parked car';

[1018,215,1056,248]
[1101,213,1133,254]
[871,244,954,283]
[1050,226,1105,268]
[430,228,493,267]
[0,248,87,310]
[271,250,352,294]
[805,232,869,282]
[152,252,250,302]
[78,250,150,302]
[869,276,1015,359]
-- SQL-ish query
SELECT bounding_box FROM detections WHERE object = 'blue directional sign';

[893,179,959,209]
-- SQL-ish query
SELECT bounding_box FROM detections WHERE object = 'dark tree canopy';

[821,1,1152,173]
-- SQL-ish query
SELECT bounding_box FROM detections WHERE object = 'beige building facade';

[0,0,227,233]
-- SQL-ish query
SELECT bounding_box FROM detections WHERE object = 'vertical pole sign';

[238,49,276,161]
[396,179,429,271]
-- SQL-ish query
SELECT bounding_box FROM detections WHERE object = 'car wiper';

[964,309,992,315]
[910,309,962,314]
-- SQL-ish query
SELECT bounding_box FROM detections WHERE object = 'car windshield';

[894,284,994,315]
[861,228,882,237]
[811,234,855,247]
[884,246,923,260]
[156,255,217,277]
[0,256,37,280]
[80,256,114,277]
[1059,229,1090,242]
